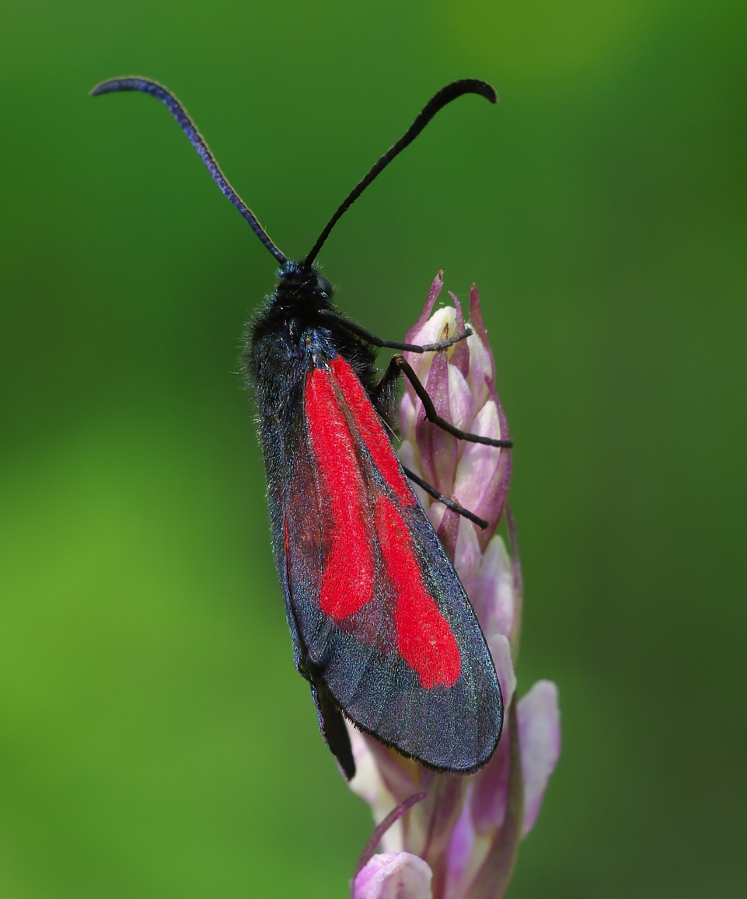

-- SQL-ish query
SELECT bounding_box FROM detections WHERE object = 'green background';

[1,0,745,896]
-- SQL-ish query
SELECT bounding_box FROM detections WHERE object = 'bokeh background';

[1,1,745,896]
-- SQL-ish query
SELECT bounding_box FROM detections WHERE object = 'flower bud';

[346,275,561,899]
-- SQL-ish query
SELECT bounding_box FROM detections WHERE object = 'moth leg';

[389,355,514,449]
[286,591,356,779]
[303,658,356,781]
[402,465,488,530]
[369,350,404,421]
[317,309,471,353]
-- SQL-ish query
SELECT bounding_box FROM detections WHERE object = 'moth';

[92,77,510,778]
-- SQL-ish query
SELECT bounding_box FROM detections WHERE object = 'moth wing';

[257,375,355,778]
[282,355,502,773]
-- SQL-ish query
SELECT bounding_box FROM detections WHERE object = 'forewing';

[283,354,502,773]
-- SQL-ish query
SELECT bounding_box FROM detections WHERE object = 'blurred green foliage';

[1,0,746,895]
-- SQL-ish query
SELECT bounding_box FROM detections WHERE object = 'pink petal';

[404,270,444,345]
[447,365,475,439]
[399,393,418,447]
[434,506,460,565]
[469,714,511,835]
[471,536,516,641]
[445,788,476,896]
[452,401,503,513]
[405,775,468,875]
[468,284,495,382]
[347,726,403,851]
[452,410,511,548]
[505,505,524,657]
[447,291,470,377]
[465,702,524,899]
[465,330,492,409]
[453,386,512,548]
[416,352,458,494]
[353,852,433,899]
[487,634,516,708]
[453,517,481,597]
[467,644,517,836]
[517,681,561,835]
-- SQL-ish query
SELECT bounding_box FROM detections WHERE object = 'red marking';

[330,356,415,506]
[375,496,461,689]
[305,367,375,619]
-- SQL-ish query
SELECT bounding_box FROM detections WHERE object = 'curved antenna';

[303,79,497,269]
[91,77,287,264]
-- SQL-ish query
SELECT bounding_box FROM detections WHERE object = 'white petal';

[423,307,456,345]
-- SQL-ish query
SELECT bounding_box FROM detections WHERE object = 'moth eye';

[316,276,334,298]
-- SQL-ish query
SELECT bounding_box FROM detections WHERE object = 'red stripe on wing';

[376,495,461,689]
[305,366,375,619]
[330,356,415,507]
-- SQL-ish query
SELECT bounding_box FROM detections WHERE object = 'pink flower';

[354,853,433,899]
[348,273,561,899]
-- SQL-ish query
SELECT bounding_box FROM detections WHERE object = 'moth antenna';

[303,79,497,269]
[91,77,287,265]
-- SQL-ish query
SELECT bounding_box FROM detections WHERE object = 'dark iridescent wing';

[281,354,502,773]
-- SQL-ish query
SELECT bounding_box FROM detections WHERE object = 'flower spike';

[347,274,561,899]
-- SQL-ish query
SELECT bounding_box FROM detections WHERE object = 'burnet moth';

[92,77,512,779]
